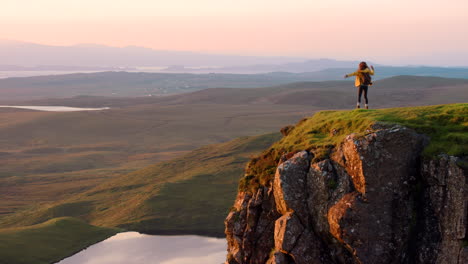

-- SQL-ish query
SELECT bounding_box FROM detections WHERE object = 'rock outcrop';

[225,125,467,264]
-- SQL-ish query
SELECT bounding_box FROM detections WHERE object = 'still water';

[0,106,110,112]
[56,232,226,264]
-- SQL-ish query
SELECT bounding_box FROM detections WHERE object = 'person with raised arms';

[344,62,375,109]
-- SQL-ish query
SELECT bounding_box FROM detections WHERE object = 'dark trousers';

[358,85,369,104]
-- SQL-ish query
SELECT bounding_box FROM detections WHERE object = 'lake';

[56,232,226,264]
[0,106,110,112]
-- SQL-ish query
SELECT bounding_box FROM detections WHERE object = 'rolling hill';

[0,217,119,264]
[1,76,467,219]
[0,133,282,237]
[20,75,468,109]
[148,75,468,108]
[0,102,315,217]
[0,86,465,263]
[1,103,465,259]
[0,71,328,101]
[1,71,468,103]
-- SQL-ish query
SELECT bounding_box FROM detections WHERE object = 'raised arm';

[363,66,375,75]
[344,71,359,78]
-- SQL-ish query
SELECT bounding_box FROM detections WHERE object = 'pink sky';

[2,0,468,65]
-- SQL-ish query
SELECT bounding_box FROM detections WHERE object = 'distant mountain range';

[0,40,307,68]
[0,39,370,73]
[0,64,135,71]
[1,40,467,75]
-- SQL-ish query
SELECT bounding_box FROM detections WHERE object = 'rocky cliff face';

[225,125,467,264]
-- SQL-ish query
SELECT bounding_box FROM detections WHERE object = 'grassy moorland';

[0,217,120,264]
[0,133,280,263]
[1,70,468,102]
[0,133,281,237]
[1,76,467,220]
[0,76,467,263]
[0,71,337,101]
[2,104,465,238]
[240,103,468,192]
[0,103,312,216]
[19,75,468,109]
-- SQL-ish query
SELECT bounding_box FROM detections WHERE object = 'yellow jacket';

[346,68,375,87]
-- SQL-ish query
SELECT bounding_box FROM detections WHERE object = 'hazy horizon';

[2,0,468,67]
[1,39,468,69]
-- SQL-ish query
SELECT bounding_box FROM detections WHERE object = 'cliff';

[225,104,467,264]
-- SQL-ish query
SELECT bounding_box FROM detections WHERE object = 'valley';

[0,74,467,264]
[1,75,467,219]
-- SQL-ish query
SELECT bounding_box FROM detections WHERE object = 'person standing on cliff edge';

[344,62,375,109]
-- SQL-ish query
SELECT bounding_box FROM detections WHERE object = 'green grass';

[0,101,309,218]
[95,133,281,236]
[0,217,120,264]
[0,133,281,237]
[2,76,468,218]
[1,104,465,234]
[122,170,243,237]
[240,103,467,192]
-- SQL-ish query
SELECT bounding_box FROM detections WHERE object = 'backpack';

[361,72,373,86]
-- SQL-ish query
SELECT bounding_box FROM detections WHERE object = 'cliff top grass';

[240,103,467,192]
[0,217,120,264]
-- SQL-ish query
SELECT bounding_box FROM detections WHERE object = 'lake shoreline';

[120,227,226,238]
[53,228,226,264]
[52,232,121,264]
[56,231,227,264]
[0,105,110,112]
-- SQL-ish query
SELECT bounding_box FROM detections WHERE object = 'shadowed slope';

[0,133,281,237]
[0,217,120,264]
